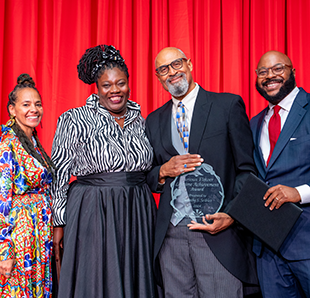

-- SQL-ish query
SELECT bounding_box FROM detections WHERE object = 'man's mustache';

[262,78,283,87]
[167,73,184,83]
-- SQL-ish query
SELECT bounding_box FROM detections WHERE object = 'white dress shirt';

[172,83,199,135]
[259,86,310,204]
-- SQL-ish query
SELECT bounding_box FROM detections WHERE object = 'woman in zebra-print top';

[51,45,157,298]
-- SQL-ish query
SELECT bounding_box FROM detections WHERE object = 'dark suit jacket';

[250,87,310,260]
[146,86,258,287]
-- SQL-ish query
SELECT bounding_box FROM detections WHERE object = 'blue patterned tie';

[176,102,189,152]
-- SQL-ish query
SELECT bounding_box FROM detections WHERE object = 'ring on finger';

[275,197,279,201]
[184,164,187,168]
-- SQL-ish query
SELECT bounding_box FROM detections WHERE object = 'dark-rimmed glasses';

[255,63,292,78]
[156,58,188,76]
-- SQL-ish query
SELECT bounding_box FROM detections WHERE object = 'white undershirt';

[259,86,310,204]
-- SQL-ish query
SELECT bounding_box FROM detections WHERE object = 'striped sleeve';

[51,111,77,226]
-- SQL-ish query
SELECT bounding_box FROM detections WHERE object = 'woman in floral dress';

[0,74,55,297]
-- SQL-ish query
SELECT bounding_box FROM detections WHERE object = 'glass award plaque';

[170,163,224,223]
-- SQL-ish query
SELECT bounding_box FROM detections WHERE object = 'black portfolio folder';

[227,173,302,252]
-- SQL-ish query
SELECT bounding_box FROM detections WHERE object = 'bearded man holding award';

[146,47,260,298]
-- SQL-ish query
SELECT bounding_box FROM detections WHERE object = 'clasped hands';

[159,154,234,234]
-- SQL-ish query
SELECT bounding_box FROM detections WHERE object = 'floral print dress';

[0,123,53,297]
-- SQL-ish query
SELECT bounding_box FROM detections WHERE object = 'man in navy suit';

[250,50,310,297]
[146,47,259,297]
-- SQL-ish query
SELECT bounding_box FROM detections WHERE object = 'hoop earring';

[7,115,15,127]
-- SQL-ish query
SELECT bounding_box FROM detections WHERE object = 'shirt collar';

[172,83,199,110]
[268,86,300,112]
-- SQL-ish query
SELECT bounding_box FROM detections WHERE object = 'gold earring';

[7,115,15,127]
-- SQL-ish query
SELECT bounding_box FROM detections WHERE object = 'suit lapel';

[159,100,179,156]
[267,88,308,169]
[253,109,268,178]
[189,88,212,153]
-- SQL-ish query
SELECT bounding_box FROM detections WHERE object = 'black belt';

[76,171,146,187]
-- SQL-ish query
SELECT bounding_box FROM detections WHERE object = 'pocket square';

[290,137,297,141]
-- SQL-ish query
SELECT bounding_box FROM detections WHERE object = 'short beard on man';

[166,73,189,97]
[255,71,296,105]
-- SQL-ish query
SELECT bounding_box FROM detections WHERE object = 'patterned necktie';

[176,102,189,152]
[267,105,281,166]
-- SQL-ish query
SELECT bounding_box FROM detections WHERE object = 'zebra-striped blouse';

[51,94,153,226]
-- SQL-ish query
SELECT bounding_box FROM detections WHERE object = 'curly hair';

[7,74,56,178]
[77,45,129,86]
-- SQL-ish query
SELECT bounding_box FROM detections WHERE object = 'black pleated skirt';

[57,172,157,298]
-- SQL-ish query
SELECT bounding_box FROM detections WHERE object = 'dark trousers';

[159,222,243,298]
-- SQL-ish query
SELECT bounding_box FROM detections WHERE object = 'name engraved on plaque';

[170,163,224,222]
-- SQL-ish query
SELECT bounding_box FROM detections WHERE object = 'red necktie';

[267,105,281,166]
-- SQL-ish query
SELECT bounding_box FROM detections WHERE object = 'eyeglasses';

[156,58,188,76]
[255,63,292,78]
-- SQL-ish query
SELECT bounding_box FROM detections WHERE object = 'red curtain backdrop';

[1,0,310,155]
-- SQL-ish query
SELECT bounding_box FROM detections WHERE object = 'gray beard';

[166,73,189,97]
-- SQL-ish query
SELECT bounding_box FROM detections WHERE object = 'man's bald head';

[154,47,195,100]
[256,50,296,105]
[155,47,187,68]
[257,50,292,69]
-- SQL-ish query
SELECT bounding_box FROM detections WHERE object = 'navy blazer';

[146,86,258,287]
[250,87,310,260]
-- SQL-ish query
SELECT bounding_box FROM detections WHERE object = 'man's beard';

[166,73,189,97]
[255,71,296,105]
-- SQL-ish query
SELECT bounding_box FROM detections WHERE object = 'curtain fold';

[0,0,310,153]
